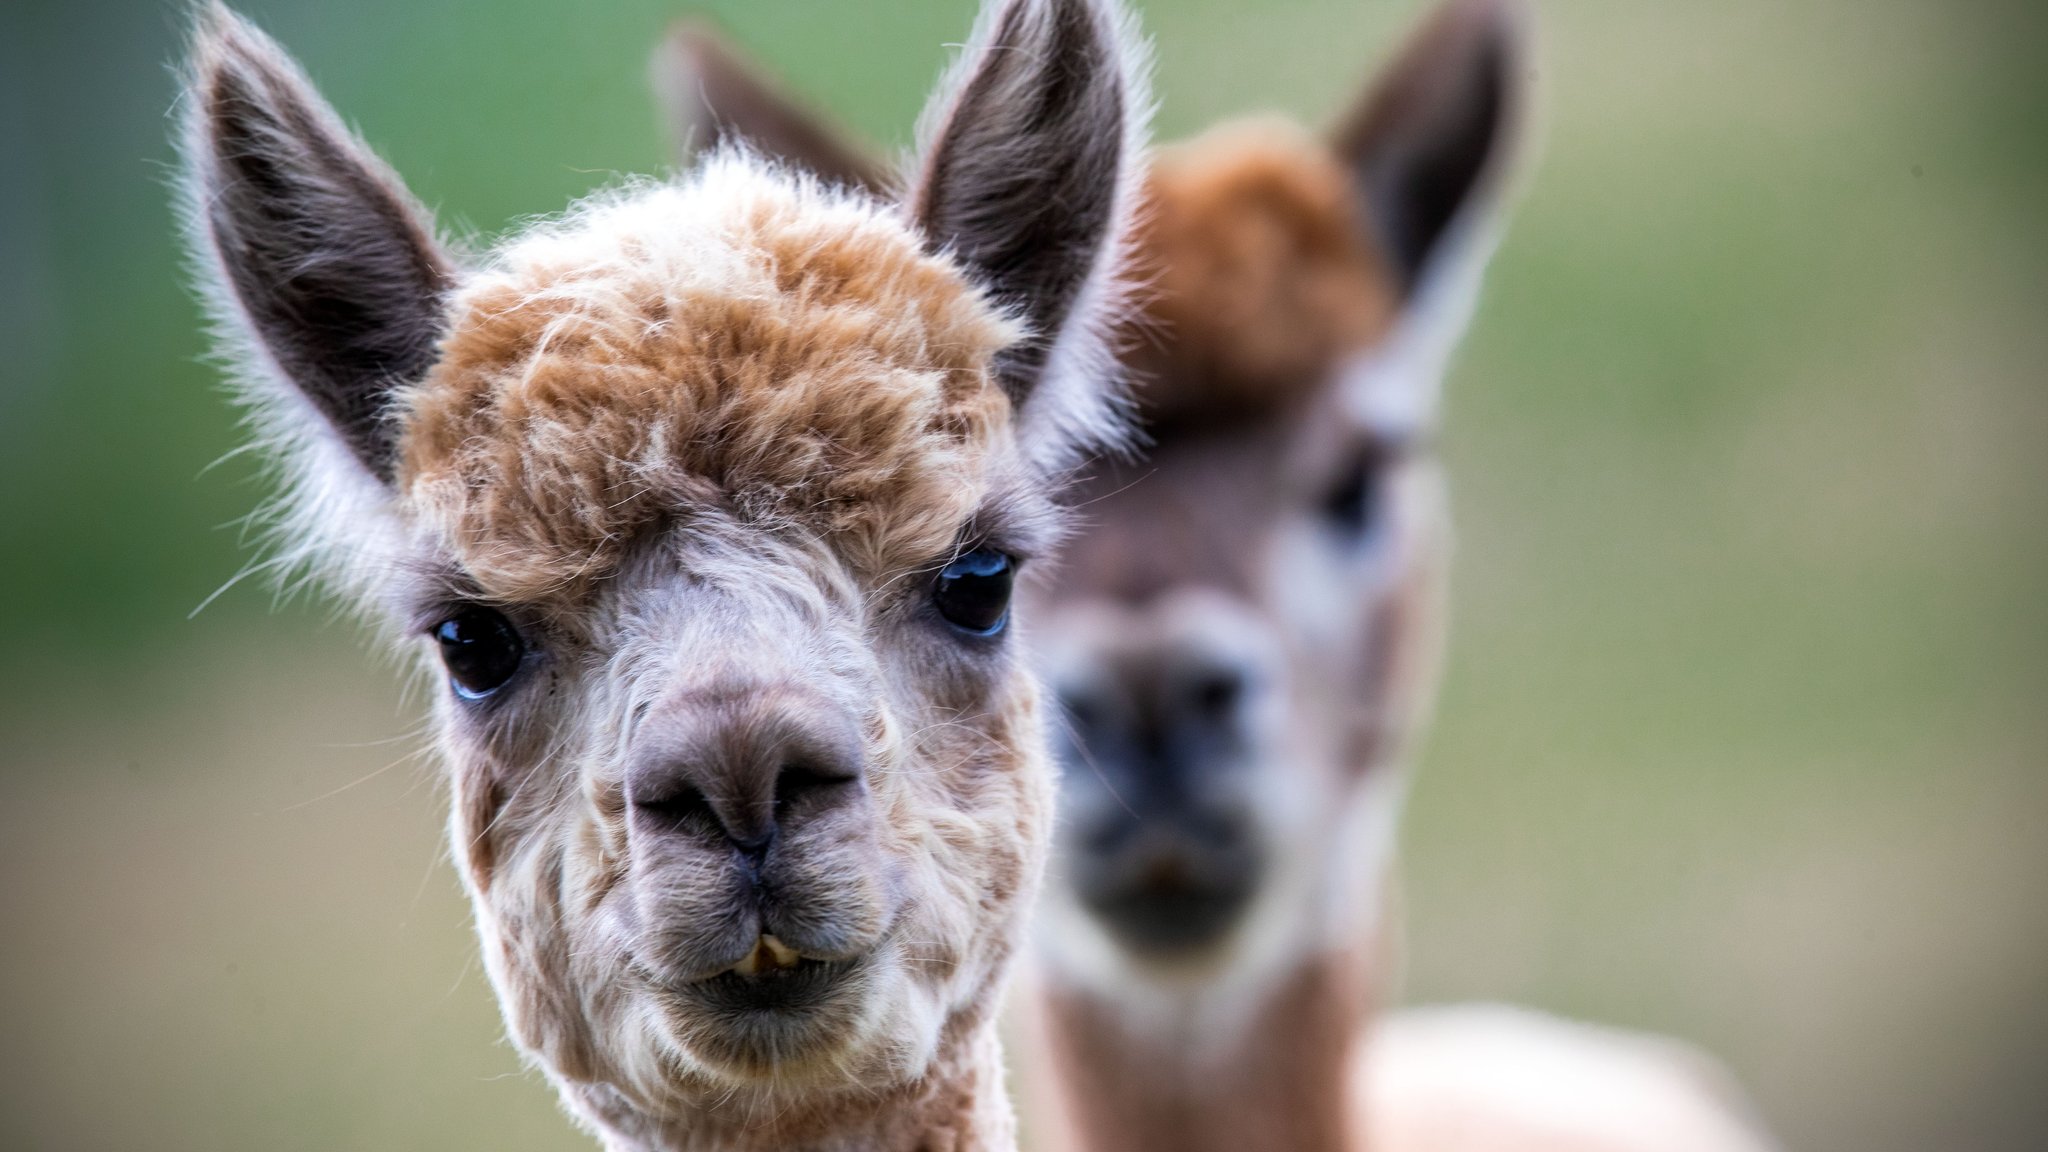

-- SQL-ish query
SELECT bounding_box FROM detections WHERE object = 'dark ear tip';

[1441,0,1528,35]
[1443,0,1534,88]
[1328,0,1536,296]
[186,4,291,116]
[986,0,1121,58]
[1347,0,1537,157]
[1457,0,1535,158]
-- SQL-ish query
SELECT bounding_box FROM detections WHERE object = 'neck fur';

[1034,942,1381,1152]
[567,1012,1019,1152]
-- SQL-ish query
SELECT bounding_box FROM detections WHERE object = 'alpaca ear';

[181,4,453,486]
[651,22,891,195]
[907,0,1150,472]
[1329,0,1530,433]
[1333,0,1527,300]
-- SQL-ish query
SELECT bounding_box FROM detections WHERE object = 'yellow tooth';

[732,942,763,977]
[761,934,800,970]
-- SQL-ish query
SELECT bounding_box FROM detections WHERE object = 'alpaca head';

[1033,0,1528,998]
[179,0,1146,1136]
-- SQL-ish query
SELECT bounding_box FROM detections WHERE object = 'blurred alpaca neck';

[1038,948,1377,1152]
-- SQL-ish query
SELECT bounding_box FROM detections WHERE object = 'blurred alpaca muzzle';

[1055,644,1270,956]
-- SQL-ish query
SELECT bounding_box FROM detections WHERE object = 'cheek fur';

[883,668,1053,1000]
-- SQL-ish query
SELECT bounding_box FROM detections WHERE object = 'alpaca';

[653,2,1777,1151]
[176,2,1149,1149]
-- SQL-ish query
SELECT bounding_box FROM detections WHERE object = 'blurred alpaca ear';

[651,22,892,195]
[180,4,453,486]
[1330,0,1530,432]
[907,0,1151,473]
[1333,0,1528,300]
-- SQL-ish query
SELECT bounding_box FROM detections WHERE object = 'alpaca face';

[1031,0,1527,993]
[426,464,1058,1098]
[1031,360,1443,971]
[403,172,1059,1097]
[179,0,1148,1135]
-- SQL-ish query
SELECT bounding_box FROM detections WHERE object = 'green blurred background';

[3,0,2043,1148]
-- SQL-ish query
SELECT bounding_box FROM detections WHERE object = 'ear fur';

[1333,0,1528,299]
[180,3,452,488]
[651,22,893,196]
[1332,0,1532,434]
[907,0,1152,475]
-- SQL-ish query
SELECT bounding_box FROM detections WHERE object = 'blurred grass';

[1,0,2043,1149]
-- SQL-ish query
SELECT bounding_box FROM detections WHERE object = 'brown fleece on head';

[397,163,1020,602]
[1129,117,1398,431]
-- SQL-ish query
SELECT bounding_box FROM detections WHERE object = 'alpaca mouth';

[1087,880,1256,956]
[1075,837,1263,957]
[685,935,864,1015]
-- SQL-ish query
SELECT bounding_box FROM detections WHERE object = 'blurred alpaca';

[654,2,1776,1150]
[176,1,1149,1148]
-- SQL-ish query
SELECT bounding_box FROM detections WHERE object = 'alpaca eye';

[433,607,526,699]
[932,549,1015,636]
[1321,454,1381,539]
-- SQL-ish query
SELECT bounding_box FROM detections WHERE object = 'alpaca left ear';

[181,4,453,488]
[651,22,892,195]
[907,0,1151,473]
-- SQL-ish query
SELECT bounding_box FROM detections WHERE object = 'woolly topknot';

[399,153,1023,601]
[1127,118,1399,433]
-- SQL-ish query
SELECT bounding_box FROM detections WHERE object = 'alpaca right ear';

[906,0,1150,475]
[651,23,892,195]
[1332,0,1527,300]
[181,4,453,487]
[1327,0,1529,434]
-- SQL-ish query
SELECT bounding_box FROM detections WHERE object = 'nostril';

[1187,668,1245,721]
[634,780,718,836]
[1080,810,1140,856]
[626,698,864,857]
[772,761,856,826]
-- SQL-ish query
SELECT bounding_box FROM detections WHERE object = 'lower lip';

[1086,884,1256,953]
[684,956,861,1014]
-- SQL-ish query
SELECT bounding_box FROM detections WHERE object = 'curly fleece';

[398,155,1023,602]
[1129,118,1398,430]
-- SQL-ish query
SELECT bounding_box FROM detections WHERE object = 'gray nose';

[1059,647,1258,816]
[625,688,866,872]
[1056,644,1267,954]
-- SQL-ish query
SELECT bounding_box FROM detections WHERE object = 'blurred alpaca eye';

[933,549,1015,636]
[434,607,525,699]
[1321,454,1381,539]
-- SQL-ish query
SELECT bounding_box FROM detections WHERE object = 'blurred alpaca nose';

[625,688,866,871]
[1059,645,1260,822]
[1054,632,1270,954]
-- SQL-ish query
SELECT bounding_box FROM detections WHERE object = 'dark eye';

[932,549,1015,636]
[433,607,526,699]
[1321,453,1382,539]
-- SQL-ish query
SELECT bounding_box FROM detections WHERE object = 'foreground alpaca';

[178,1,1147,1148]
[656,2,1775,1151]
